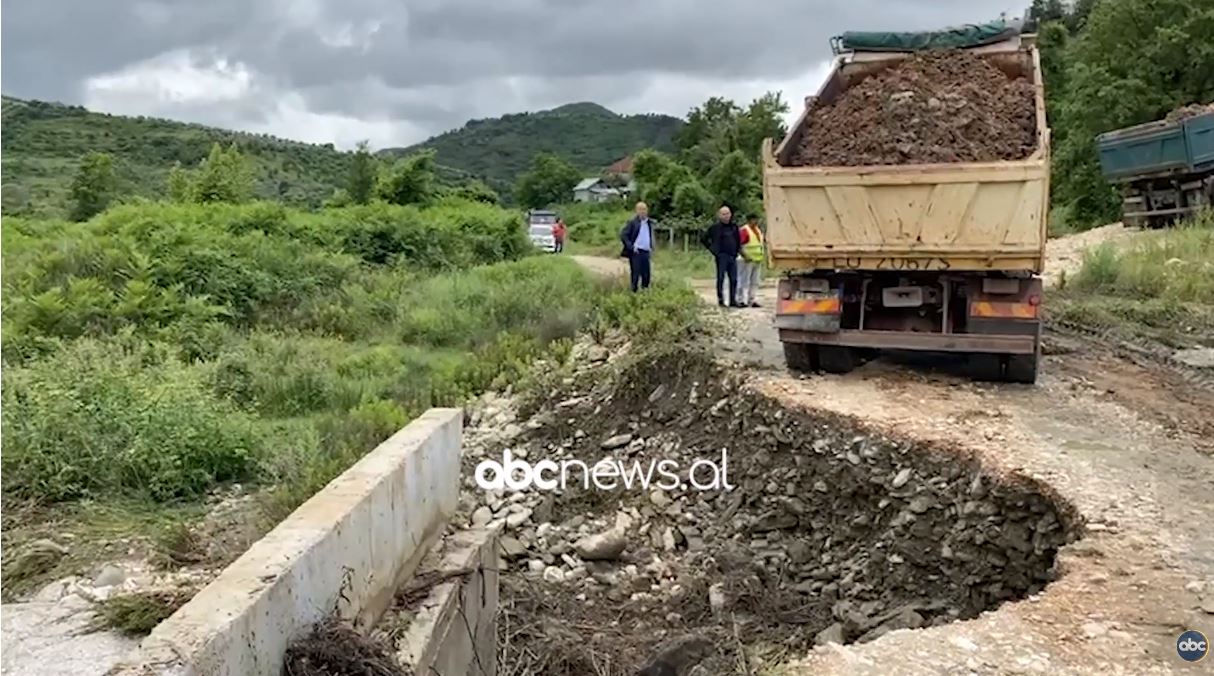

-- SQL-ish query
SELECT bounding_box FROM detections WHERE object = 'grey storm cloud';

[2,0,1023,146]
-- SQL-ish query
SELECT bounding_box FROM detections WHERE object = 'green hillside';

[385,102,684,193]
[1,97,362,217]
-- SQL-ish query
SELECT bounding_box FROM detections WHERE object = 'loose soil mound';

[787,49,1037,167]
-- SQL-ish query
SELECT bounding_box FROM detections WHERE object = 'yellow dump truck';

[762,34,1049,383]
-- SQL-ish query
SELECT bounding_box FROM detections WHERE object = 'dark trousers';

[715,253,737,305]
[554,239,564,253]
[629,250,652,292]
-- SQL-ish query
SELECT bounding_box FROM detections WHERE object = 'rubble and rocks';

[573,527,628,561]
[1165,102,1214,123]
[453,342,1078,674]
[786,49,1038,167]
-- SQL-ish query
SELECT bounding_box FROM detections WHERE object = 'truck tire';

[818,346,856,374]
[1005,352,1039,384]
[783,343,818,373]
[969,354,1003,382]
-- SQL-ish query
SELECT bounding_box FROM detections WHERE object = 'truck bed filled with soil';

[786,49,1037,167]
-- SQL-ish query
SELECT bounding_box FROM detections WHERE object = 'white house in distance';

[572,178,620,203]
[572,155,637,203]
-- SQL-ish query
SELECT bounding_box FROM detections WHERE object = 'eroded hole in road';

[491,347,1081,675]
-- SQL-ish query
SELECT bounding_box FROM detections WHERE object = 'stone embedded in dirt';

[649,490,671,509]
[908,495,934,514]
[92,564,127,588]
[470,506,493,527]
[504,508,532,528]
[587,345,610,363]
[601,433,634,450]
[542,566,566,584]
[708,583,727,613]
[815,622,845,646]
[786,49,1037,167]
[499,537,528,559]
[858,606,926,643]
[892,468,913,489]
[574,527,628,561]
[1081,621,1108,639]
[661,527,677,552]
[637,635,713,676]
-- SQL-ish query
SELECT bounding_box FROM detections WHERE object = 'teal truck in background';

[1097,106,1214,228]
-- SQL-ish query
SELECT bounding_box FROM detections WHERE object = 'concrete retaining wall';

[114,408,463,676]
[397,528,500,676]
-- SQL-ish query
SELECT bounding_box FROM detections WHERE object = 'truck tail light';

[1028,294,1041,306]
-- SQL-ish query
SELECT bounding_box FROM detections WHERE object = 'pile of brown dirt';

[1166,102,1214,123]
[787,49,1037,167]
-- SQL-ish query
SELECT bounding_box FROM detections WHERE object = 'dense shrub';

[1,200,530,361]
[2,340,264,502]
[1,198,702,517]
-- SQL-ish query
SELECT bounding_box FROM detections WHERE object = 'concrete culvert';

[491,346,1081,675]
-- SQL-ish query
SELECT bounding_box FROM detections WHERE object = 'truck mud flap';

[776,281,841,333]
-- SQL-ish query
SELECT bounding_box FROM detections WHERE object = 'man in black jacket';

[619,201,655,292]
[701,205,742,307]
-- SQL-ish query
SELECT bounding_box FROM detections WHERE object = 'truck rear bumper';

[778,328,1037,354]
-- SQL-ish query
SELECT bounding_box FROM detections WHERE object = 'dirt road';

[573,246,1214,675]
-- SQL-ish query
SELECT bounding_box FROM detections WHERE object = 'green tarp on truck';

[831,20,1021,54]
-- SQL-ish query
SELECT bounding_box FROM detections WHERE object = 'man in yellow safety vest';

[737,214,764,307]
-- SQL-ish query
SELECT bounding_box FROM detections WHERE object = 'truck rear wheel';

[783,343,818,373]
[1005,351,1040,384]
[969,354,1003,382]
[818,346,857,374]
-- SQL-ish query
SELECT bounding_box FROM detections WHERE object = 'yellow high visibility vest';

[741,224,764,262]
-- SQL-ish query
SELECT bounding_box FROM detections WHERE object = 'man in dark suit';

[619,201,655,292]
[700,205,742,307]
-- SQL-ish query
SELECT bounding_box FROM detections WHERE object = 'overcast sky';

[3,0,1023,149]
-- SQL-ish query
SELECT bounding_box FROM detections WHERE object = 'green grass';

[90,589,196,636]
[1052,210,1214,346]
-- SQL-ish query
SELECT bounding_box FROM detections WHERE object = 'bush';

[396,256,596,348]
[2,340,264,503]
[1072,212,1214,303]
[1,200,533,359]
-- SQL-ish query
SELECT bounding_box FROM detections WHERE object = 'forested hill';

[0,97,367,217]
[384,102,684,192]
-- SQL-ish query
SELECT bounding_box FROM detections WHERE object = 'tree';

[671,179,712,217]
[1049,0,1214,226]
[631,149,673,187]
[650,162,698,215]
[192,143,253,204]
[166,162,193,202]
[69,152,117,221]
[736,92,790,160]
[347,140,377,205]
[706,150,762,216]
[675,97,742,157]
[377,150,437,206]
[514,153,580,209]
[453,180,500,204]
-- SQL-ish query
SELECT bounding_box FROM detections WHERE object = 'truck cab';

[526,210,558,253]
